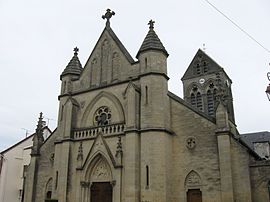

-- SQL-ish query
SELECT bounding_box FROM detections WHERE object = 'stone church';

[24,9,270,202]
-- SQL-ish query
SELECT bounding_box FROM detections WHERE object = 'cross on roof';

[102,9,115,27]
[73,47,79,55]
[148,20,155,30]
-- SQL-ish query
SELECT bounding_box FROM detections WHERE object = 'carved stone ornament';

[80,181,90,188]
[94,106,112,126]
[185,171,201,187]
[186,137,196,149]
[91,159,111,182]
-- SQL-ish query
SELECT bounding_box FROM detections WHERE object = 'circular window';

[94,106,112,126]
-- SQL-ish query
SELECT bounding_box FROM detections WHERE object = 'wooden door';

[91,182,112,202]
[187,189,202,202]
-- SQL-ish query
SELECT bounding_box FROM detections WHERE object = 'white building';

[0,126,51,202]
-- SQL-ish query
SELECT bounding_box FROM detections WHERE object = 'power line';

[203,0,270,54]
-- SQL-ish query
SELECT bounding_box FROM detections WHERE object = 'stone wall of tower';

[250,161,270,202]
[169,96,221,202]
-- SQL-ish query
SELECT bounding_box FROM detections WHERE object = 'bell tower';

[181,49,235,122]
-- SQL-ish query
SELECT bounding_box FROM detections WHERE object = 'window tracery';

[94,106,112,126]
[190,85,203,111]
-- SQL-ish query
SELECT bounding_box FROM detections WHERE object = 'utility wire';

[203,0,270,54]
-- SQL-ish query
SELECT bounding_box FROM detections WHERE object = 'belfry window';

[203,61,208,73]
[191,93,196,106]
[94,106,112,126]
[207,85,217,116]
[196,64,201,75]
[196,92,203,111]
[207,90,214,116]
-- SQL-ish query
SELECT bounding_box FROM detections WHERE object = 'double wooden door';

[187,189,202,202]
[91,182,112,202]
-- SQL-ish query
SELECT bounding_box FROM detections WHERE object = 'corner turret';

[60,47,82,94]
[136,20,169,77]
[138,20,170,129]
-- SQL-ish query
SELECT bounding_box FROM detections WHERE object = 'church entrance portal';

[187,189,202,202]
[91,182,112,202]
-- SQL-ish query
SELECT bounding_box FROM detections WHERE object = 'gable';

[181,49,226,81]
[77,27,135,90]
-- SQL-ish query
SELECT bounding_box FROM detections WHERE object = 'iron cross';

[148,20,155,29]
[73,47,79,55]
[102,9,115,27]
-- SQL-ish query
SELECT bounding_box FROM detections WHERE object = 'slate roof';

[61,50,82,79]
[181,49,231,82]
[240,131,270,149]
[0,126,52,154]
[136,26,168,58]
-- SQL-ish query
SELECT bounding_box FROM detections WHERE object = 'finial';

[202,43,206,52]
[73,47,79,56]
[102,8,115,27]
[148,20,155,30]
[37,112,44,131]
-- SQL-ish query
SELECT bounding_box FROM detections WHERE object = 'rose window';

[94,106,111,126]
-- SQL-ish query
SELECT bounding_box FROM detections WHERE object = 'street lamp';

[266,72,270,101]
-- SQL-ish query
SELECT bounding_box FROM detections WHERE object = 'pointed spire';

[136,20,169,59]
[31,112,45,155]
[36,112,44,138]
[61,47,82,79]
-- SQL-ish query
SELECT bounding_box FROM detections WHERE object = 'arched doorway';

[185,170,202,202]
[91,182,112,202]
[83,154,113,202]
[187,189,202,202]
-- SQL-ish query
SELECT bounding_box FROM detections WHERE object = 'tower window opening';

[55,171,58,189]
[146,165,149,188]
[196,92,203,111]
[145,58,148,70]
[191,93,196,106]
[207,90,214,116]
[145,86,148,104]
[196,64,201,75]
[203,61,208,73]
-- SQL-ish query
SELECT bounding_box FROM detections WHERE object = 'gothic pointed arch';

[185,170,202,188]
[80,91,125,127]
[186,83,203,111]
[84,153,113,183]
[44,178,53,200]
[81,131,119,170]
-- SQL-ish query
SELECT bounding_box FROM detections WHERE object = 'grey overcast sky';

[0,0,270,151]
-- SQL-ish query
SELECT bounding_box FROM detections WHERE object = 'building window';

[55,171,58,189]
[268,181,270,198]
[196,64,201,75]
[203,61,208,73]
[145,86,148,104]
[94,106,112,126]
[207,90,214,116]
[145,58,148,69]
[146,165,149,189]
[191,93,196,106]
[196,92,202,111]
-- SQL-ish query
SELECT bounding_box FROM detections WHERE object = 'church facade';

[24,9,270,202]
